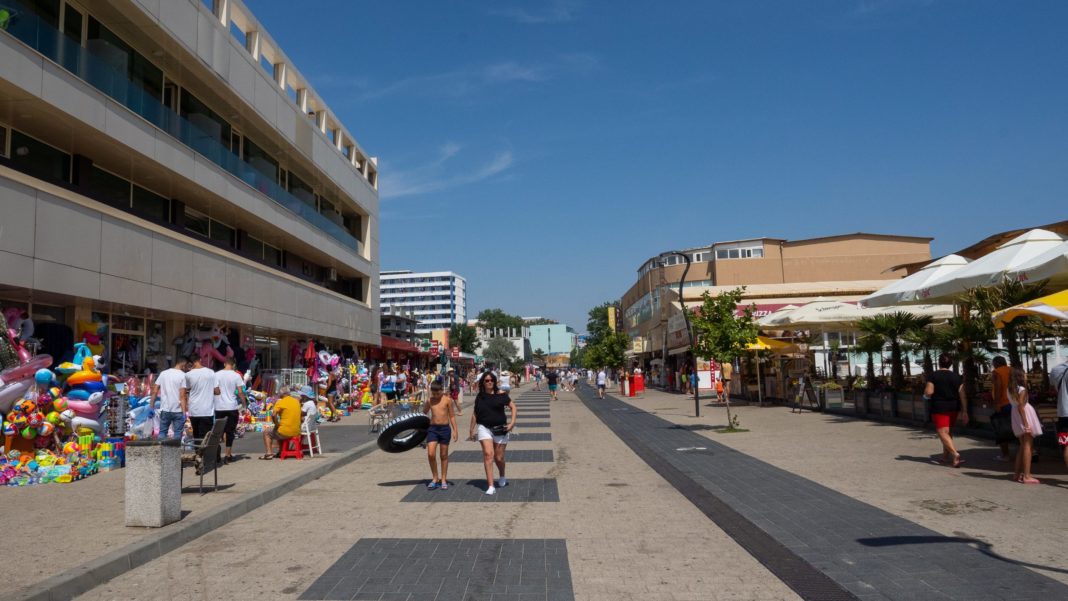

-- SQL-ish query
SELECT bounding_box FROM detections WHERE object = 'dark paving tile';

[512,421,550,428]
[301,539,574,601]
[448,450,554,463]
[577,385,1068,601]
[512,432,552,441]
[516,413,550,419]
[400,479,560,502]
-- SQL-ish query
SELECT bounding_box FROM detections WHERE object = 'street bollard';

[125,438,182,527]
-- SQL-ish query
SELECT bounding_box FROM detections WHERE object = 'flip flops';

[426,481,440,490]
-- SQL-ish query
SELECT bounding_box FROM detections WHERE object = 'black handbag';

[490,425,509,436]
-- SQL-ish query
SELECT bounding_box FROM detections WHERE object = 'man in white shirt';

[182,355,220,441]
[214,357,247,462]
[153,357,187,439]
[596,368,608,399]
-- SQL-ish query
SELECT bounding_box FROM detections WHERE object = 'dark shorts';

[266,428,294,442]
[1057,417,1068,447]
[597,383,606,390]
[426,424,452,445]
[385,390,398,401]
[548,384,557,391]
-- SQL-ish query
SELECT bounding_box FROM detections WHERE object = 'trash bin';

[125,438,182,527]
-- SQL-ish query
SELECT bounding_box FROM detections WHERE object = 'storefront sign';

[451,346,459,359]
[632,337,646,354]
[625,293,654,328]
[735,303,792,318]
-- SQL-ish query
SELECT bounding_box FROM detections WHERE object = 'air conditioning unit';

[326,267,338,282]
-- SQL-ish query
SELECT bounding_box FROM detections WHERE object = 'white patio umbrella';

[860,255,970,308]
[757,304,800,328]
[776,300,868,329]
[871,304,956,321]
[917,229,1065,303]
[1004,240,1068,288]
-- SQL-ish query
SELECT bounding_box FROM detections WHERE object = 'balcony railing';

[2,1,362,252]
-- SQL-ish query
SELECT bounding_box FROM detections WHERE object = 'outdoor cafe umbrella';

[757,304,800,328]
[1004,240,1068,289]
[918,229,1065,303]
[992,289,1068,328]
[861,254,970,308]
[745,336,800,406]
[772,300,868,330]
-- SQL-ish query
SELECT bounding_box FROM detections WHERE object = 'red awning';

[381,336,421,354]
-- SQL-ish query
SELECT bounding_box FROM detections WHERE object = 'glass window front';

[210,220,235,247]
[131,185,169,222]
[184,208,209,237]
[10,130,70,183]
[90,166,130,207]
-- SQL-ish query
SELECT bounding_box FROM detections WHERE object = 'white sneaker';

[485,486,496,495]
[497,478,508,487]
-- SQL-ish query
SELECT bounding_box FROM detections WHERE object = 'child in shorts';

[423,382,457,489]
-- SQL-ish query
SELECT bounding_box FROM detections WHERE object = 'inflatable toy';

[75,320,106,356]
[376,412,430,453]
[56,343,93,375]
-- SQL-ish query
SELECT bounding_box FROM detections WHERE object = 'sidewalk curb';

[8,438,380,601]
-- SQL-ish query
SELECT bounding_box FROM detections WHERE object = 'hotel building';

[0,0,379,372]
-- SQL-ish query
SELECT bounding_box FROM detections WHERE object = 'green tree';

[448,323,479,354]
[904,325,938,375]
[586,302,615,341]
[853,334,885,389]
[965,278,1047,367]
[476,308,524,333]
[690,287,758,428]
[532,348,546,365]
[524,318,559,326]
[857,312,933,391]
[483,336,518,368]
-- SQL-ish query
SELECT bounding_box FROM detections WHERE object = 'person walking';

[499,369,512,393]
[924,353,968,468]
[1051,357,1068,471]
[1009,367,1043,484]
[468,371,517,495]
[533,369,542,391]
[446,367,463,416]
[596,367,607,398]
[721,360,733,400]
[154,357,187,439]
[546,368,559,401]
[423,382,458,490]
[214,356,247,463]
[990,356,1014,460]
[183,355,220,441]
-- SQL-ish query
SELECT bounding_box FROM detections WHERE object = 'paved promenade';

[72,385,799,601]
[12,383,1067,600]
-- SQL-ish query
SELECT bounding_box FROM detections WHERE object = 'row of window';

[0,124,364,301]
[716,247,764,259]
[8,0,363,245]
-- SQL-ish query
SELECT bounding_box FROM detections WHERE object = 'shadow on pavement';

[858,535,1068,575]
[377,479,426,487]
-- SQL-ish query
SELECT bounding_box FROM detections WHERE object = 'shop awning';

[668,345,691,356]
[380,336,422,354]
[745,336,800,353]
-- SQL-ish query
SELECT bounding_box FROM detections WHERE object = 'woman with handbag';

[469,371,517,495]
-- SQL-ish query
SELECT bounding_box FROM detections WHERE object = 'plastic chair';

[301,414,322,457]
[277,435,304,460]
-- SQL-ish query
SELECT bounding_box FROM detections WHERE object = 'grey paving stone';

[511,422,550,428]
[578,386,1068,601]
[511,432,552,441]
[400,479,560,502]
[301,539,574,601]
[448,450,554,463]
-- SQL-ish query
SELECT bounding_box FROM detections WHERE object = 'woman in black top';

[468,371,517,495]
[924,353,969,467]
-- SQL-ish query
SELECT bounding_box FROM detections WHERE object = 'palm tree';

[965,279,1047,367]
[853,334,885,390]
[904,326,939,375]
[858,312,933,391]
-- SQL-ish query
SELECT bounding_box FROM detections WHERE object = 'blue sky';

[250,0,1066,332]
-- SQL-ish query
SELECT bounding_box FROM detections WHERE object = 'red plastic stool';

[277,436,304,460]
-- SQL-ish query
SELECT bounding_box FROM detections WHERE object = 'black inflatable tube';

[377,412,431,453]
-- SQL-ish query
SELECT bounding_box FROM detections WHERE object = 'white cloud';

[380,146,515,199]
[491,0,581,24]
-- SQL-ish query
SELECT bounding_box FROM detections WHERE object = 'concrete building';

[380,306,421,346]
[621,233,931,390]
[0,0,379,373]
[527,324,577,357]
[380,270,467,334]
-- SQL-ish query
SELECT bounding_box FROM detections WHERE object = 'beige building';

[0,0,379,373]
[621,233,932,385]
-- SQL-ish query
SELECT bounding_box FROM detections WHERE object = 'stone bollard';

[125,438,182,527]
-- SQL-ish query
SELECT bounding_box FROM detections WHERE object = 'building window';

[180,89,230,149]
[89,166,130,207]
[184,207,210,237]
[131,185,169,222]
[210,220,236,247]
[10,130,71,184]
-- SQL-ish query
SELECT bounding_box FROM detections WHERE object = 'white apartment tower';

[0,0,379,371]
[380,271,467,334]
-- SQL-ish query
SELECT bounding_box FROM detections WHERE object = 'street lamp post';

[660,251,699,418]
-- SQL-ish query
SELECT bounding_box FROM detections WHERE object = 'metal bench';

[180,417,227,494]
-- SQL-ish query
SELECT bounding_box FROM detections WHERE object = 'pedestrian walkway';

[580,385,1068,601]
[72,385,801,601]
